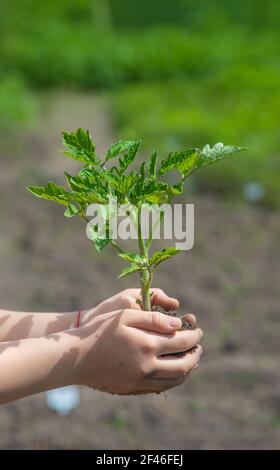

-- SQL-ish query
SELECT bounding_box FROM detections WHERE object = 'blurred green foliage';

[1,1,279,89]
[112,62,280,206]
[0,75,36,133]
[111,0,280,31]
[0,0,279,204]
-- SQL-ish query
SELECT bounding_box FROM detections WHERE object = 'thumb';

[151,288,179,311]
[123,309,182,334]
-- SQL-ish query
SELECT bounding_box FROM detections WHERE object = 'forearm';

[0,309,77,342]
[0,330,79,404]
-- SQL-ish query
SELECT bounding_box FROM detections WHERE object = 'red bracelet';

[75,310,83,328]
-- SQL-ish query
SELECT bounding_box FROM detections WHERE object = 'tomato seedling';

[27,129,245,311]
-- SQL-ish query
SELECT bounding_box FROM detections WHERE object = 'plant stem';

[137,206,152,311]
[110,240,125,254]
[140,269,152,311]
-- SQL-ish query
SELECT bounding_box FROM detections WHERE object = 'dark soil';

[0,92,279,449]
[152,305,196,357]
[152,304,195,330]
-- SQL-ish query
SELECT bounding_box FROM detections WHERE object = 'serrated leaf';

[139,161,146,179]
[145,180,184,206]
[87,222,111,252]
[118,252,146,264]
[64,172,90,192]
[118,264,140,278]
[119,140,141,173]
[64,202,80,217]
[159,149,198,176]
[149,247,181,269]
[62,128,97,163]
[79,167,111,197]
[144,193,167,204]
[106,140,138,161]
[123,167,165,205]
[159,144,246,178]
[169,180,184,194]
[144,181,183,204]
[27,182,70,206]
[181,143,246,177]
[70,190,107,205]
[202,143,245,159]
[177,151,199,176]
[103,171,138,202]
[93,237,110,252]
[138,180,168,204]
[148,149,158,177]
[193,143,246,175]
[118,172,138,197]
[119,252,139,263]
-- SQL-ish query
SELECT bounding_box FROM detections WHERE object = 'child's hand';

[80,288,179,327]
[73,308,203,395]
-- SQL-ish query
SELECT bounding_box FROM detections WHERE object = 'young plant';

[27,129,245,312]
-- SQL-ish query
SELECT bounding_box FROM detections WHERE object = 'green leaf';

[118,264,140,278]
[190,143,246,177]
[66,168,110,203]
[169,180,184,194]
[87,222,111,252]
[118,252,149,268]
[177,151,199,176]
[149,247,181,270]
[118,172,138,197]
[139,161,146,179]
[28,131,245,267]
[27,182,69,206]
[64,172,90,192]
[106,140,138,161]
[159,144,246,178]
[165,180,185,202]
[159,149,198,176]
[70,190,107,205]
[78,167,111,197]
[129,176,166,205]
[103,171,138,202]
[143,181,182,204]
[119,140,141,173]
[118,252,142,263]
[144,193,167,204]
[62,128,97,163]
[139,180,168,204]
[64,202,80,217]
[180,143,246,177]
[148,149,158,177]
[202,143,246,160]
[93,237,110,252]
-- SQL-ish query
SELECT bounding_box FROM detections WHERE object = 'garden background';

[0,0,279,449]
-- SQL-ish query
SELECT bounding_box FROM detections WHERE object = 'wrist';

[67,310,84,330]
[54,330,84,387]
[75,308,94,328]
[69,323,98,387]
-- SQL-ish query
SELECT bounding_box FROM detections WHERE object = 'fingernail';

[168,317,182,328]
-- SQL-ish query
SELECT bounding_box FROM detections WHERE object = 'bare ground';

[0,92,279,449]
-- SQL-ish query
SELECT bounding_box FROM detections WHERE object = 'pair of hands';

[72,289,203,395]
